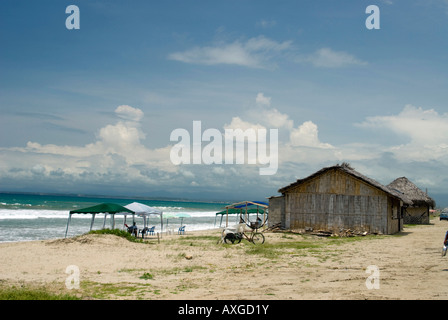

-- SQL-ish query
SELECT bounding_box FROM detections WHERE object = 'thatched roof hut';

[387,177,435,224]
[270,163,411,235]
[279,163,411,205]
[387,177,435,208]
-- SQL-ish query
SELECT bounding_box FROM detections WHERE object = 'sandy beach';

[1,218,448,300]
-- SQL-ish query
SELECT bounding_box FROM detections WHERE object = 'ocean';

[0,193,242,243]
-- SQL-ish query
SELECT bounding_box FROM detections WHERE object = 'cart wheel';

[251,232,265,244]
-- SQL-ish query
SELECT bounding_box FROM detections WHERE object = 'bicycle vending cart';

[218,201,268,245]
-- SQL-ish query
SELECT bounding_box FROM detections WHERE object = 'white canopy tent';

[123,202,163,232]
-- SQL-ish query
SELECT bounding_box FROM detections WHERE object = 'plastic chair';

[147,226,155,236]
[138,226,155,238]
[178,225,186,235]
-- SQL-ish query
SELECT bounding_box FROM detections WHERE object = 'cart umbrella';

[223,201,268,227]
[65,203,135,238]
[214,208,265,227]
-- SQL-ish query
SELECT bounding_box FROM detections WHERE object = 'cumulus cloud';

[224,116,266,132]
[1,98,447,200]
[256,92,271,107]
[98,122,145,153]
[250,93,331,148]
[221,94,336,169]
[239,101,448,198]
[168,35,292,69]
[262,108,294,131]
[356,104,448,162]
[250,93,293,130]
[21,106,149,160]
[289,121,334,149]
[0,106,176,193]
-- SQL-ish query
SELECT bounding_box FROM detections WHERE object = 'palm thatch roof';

[387,177,436,208]
[278,163,412,205]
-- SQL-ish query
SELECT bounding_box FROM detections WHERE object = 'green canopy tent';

[65,203,135,238]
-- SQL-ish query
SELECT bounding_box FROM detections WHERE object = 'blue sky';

[1,1,448,205]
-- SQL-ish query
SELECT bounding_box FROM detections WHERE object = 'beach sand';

[1,218,448,300]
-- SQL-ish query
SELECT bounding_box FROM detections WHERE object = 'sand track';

[1,219,448,300]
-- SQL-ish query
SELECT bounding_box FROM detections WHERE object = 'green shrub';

[87,228,145,243]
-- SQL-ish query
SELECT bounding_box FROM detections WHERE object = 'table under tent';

[64,202,163,238]
[215,201,268,229]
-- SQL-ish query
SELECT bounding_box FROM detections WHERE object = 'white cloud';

[289,121,334,149]
[168,36,292,69]
[222,95,336,169]
[256,92,271,107]
[115,105,144,122]
[262,108,294,131]
[0,106,177,191]
[20,106,150,161]
[2,99,447,200]
[251,93,293,130]
[257,19,276,28]
[223,116,266,132]
[169,33,367,70]
[301,48,367,68]
[357,104,448,162]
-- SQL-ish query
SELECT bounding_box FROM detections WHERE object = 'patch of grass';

[80,281,154,299]
[0,285,80,300]
[172,235,220,247]
[153,265,207,276]
[242,239,323,259]
[171,278,200,295]
[87,228,146,244]
[181,235,219,242]
[139,272,154,280]
[239,232,381,259]
[177,252,187,259]
[118,268,146,273]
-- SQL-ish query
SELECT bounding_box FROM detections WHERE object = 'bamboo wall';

[278,169,401,234]
[404,206,430,224]
[268,196,284,228]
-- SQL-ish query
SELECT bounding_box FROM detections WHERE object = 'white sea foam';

[0,209,82,220]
